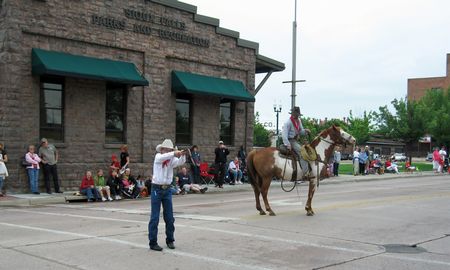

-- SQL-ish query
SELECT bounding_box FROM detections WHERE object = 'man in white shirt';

[281,106,311,179]
[148,139,186,251]
[228,157,243,185]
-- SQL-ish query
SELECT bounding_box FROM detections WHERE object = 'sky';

[186,0,450,129]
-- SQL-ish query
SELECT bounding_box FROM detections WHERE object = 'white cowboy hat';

[156,139,175,152]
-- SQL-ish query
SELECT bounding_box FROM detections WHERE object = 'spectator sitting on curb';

[107,170,122,200]
[95,169,112,201]
[228,157,243,185]
[405,161,416,173]
[0,142,8,196]
[177,167,207,194]
[80,171,100,202]
[385,159,400,174]
[121,168,140,199]
[171,176,185,195]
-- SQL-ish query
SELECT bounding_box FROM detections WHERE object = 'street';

[1,174,450,270]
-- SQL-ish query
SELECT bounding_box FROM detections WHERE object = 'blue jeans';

[148,185,175,246]
[80,188,99,201]
[0,175,3,193]
[230,169,243,182]
[27,168,40,193]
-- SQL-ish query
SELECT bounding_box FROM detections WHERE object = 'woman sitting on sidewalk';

[80,171,100,202]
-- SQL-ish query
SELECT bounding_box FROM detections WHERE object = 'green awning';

[32,48,149,86]
[172,71,255,102]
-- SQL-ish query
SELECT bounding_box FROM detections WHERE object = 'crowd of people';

[0,137,249,199]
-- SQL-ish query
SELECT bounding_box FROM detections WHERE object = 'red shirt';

[80,176,95,190]
[385,161,392,167]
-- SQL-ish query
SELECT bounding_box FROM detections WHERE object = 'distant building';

[365,135,405,157]
[407,54,450,101]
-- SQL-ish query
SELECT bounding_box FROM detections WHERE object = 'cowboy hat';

[290,106,303,116]
[156,139,175,152]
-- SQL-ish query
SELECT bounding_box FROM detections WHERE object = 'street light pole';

[273,103,282,146]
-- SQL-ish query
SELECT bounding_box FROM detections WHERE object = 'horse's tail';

[246,150,260,190]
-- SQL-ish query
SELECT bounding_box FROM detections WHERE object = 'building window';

[40,77,64,142]
[176,97,191,144]
[106,84,126,143]
[220,101,233,145]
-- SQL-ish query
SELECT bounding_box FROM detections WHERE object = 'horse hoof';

[259,211,266,215]
[269,212,276,216]
[306,212,314,216]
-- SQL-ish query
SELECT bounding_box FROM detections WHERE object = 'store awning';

[31,48,149,86]
[171,71,255,102]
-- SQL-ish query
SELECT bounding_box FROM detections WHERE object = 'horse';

[246,125,355,216]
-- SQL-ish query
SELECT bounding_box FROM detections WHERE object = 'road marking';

[0,221,273,270]
[174,214,239,221]
[6,209,374,254]
[5,209,450,267]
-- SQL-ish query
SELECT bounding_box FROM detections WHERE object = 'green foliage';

[372,98,426,144]
[253,112,271,147]
[372,88,450,147]
[419,89,450,146]
[347,111,372,144]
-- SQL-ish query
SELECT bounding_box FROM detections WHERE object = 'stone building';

[407,53,450,101]
[0,0,284,192]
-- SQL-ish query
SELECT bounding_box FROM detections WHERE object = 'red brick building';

[407,54,450,101]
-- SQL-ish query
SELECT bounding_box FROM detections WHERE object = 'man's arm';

[154,152,175,163]
[281,120,290,146]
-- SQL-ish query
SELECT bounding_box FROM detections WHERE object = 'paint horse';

[246,125,355,216]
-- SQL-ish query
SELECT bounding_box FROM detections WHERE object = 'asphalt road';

[1,174,450,270]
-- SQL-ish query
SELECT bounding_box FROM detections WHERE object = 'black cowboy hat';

[290,106,303,116]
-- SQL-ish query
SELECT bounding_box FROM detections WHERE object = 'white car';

[392,153,407,162]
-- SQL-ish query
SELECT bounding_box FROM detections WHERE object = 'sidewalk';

[0,171,444,207]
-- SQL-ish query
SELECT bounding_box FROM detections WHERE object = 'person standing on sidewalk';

[0,142,8,196]
[148,139,186,251]
[333,147,341,176]
[39,138,62,194]
[25,145,41,194]
[214,141,229,188]
[353,147,360,176]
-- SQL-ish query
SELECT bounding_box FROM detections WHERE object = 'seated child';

[405,161,416,173]
[95,169,112,201]
[121,168,140,199]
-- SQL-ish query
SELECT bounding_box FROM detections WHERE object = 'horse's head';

[328,125,356,146]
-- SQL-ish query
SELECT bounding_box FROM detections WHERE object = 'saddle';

[277,145,298,182]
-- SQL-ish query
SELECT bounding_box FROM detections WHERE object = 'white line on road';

[0,221,273,270]
[6,210,450,267]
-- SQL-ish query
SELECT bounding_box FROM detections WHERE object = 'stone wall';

[0,0,257,192]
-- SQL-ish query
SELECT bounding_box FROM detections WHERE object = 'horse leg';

[253,186,265,215]
[305,178,317,216]
[261,177,275,216]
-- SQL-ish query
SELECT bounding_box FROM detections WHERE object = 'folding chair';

[199,162,215,185]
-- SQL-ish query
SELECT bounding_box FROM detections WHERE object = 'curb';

[0,172,445,207]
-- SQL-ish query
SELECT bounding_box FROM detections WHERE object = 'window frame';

[175,95,192,145]
[219,100,234,145]
[105,83,127,144]
[40,76,65,142]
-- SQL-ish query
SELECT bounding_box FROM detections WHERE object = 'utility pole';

[282,0,306,111]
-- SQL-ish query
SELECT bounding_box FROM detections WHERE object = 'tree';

[253,112,271,147]
[347,110,372,145]
[419,89,450,146]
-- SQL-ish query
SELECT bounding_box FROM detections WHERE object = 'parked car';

[391,153,407,162]
[426,153,433,162]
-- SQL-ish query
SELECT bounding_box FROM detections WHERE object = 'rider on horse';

[281,106,311,180]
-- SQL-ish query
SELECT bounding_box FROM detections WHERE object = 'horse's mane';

[310,125,339,147]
